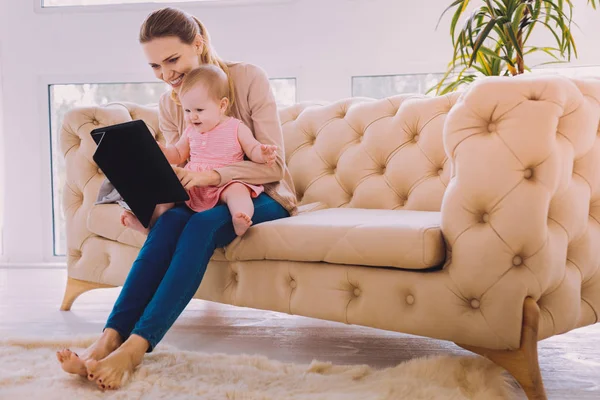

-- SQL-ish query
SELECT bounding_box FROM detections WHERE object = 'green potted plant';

[431,0,598,95]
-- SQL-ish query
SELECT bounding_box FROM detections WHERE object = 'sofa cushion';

[225,208,445,270]
[87,203,147,248]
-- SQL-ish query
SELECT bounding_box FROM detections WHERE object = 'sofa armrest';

[441,75,600,342]
[60,102,159,265]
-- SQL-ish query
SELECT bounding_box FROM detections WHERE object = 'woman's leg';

[57,205,193,378]
[220,183,255,236]
[86,194,289,390]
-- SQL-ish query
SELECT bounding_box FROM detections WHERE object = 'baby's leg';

[121,203,174,234]
[220,183,255,236]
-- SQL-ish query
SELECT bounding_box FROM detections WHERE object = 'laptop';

[90,119,190,228]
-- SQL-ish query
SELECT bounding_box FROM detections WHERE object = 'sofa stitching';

[382,175,403,200]
[362,114,395,133]
[540,271,569,309]
[324,225,358,264]
[302,170,332,195]
[448,214,477,248]
[589,213,600,227]
[495,131,526,168]
[567,258,585,282]
[479,307,512,348]
[548,216,570,242]
[556,130,573,146]
[573,171,592,193]
[487,178,526,217]
[580,297,599,323]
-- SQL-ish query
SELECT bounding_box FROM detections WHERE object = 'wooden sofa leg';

[60,277,116,311]
[455,297,546,400]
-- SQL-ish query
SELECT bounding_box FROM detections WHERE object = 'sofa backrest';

[278,93,460,211]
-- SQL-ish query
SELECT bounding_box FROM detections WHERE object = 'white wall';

[1,0,599,264]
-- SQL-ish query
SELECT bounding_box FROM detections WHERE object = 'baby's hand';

[260,144,278,166]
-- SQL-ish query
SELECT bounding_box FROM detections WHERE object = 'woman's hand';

[173,166,221,190]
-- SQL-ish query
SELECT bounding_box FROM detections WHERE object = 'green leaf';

[435,0,466,30]
[503,21,524,62]
[512,3,528,34]
[469,18,497,66]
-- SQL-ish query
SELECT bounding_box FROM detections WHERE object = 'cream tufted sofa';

[60,75,600,399]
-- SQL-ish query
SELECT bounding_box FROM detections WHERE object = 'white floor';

[1,268,599,399]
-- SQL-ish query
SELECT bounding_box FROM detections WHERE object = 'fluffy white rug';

[0,336,518,399]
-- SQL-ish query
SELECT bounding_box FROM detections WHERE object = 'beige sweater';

[159,62,298,215]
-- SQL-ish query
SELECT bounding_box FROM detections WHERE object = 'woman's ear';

[194,34,204,55]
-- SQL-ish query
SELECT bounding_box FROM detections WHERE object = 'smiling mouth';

[169,75,183,86]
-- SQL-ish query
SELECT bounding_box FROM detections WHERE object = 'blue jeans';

[104,193,289,351]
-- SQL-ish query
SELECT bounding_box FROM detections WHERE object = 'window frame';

[351,72,444,98]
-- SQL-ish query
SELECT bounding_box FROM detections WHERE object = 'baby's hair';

[179,65,231,108]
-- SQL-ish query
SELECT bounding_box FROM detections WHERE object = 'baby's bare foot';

[232,212,252,236]
[86,338,146,391]
[56,329,122,378]
[120,210,149,235]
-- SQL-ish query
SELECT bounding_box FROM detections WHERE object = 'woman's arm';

[213,65,285,186]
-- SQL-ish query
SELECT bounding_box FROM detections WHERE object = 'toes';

[86,359,99,381]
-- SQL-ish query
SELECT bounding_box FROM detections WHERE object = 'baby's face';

[180,84,226,133]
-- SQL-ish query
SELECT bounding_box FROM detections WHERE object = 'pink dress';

[183,117,263,212]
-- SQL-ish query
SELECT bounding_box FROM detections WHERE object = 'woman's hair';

[179,65,231,112]
[139,7,235,109]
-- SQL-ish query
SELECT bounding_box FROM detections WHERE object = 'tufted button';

[523,168,533,179]
[487,123,496,133]
[413,134,420,142]
[290,280,297,289]
[398,197,406,207]
[437,168,443,175]
[353,288,361,297]
[97,168,102,175]
[331,166,337,174]
[470,299,480,309]
[481,213,490,223]
[406,295,415,305]
[380,165,386,174]
[234,273,239,282]
[513,255,523,266]
[92,119,99,126]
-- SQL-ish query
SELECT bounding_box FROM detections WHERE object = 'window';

[352,73,444,99]
[531,65,600,78]
[43,0,221,6]
[49,78,296,256]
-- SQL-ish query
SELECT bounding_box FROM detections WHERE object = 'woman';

[56,6,297,390]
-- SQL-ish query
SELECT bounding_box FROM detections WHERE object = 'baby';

[121,64,278,236]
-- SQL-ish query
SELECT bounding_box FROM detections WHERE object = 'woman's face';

[142,36,202,93]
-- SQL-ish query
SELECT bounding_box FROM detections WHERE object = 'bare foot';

[86,335,147,391]
[56,328,122,377]
[232,212,253,236]
[120,210,149,235]
[56,349,86,377]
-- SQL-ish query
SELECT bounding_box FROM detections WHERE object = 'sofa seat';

[225,208,445,270]
[87,204,445,270]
